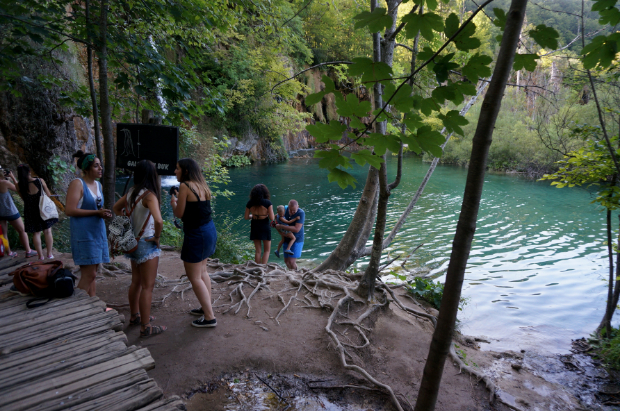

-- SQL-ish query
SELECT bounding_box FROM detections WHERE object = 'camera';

[169,186,179,196]
[0,166,8,177]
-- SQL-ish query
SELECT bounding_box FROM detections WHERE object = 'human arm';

[276,221,303,233]
[244,207,252,220]
[143,193,163,247]
[5,171,17,191]
[64,179,111,218]
[171,183,188,218]
[268,205,275,222]
[279,216,299,224]
[112,194,128,216]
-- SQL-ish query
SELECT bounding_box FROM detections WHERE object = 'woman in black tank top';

[171,159,218,329]
[244,184,275,264]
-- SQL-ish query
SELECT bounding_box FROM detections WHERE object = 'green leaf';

[335,93,372,117]
[438,110,469,136]
[432,85,456,105]
[353,8,393,33]
[305,75,335,106]
[432,53,458,83]
[416,126,445,157]
[350,117,366,130]
[529,25,560,50]
[462,53,493,83]
[364,133,402,155]
[513,54,540,71]
[306,121,347,143]
[592,0,617,12]
[372,108,390,122]
[492,8,506,29]
[403,113,424,131]
[414,0,439,11]
[398,132,423,154]
[444,13,459,37]
[351,149,385,168]
[314,149,351,169]
[581,34,620,69]
[420,97,441,116]
[599,6,620,25]
[328,168,357,189]
[418,46,436,62]
[402,12,444,41]
[383,83,414,112]
[445,13,480,50]
[348,57,393,86]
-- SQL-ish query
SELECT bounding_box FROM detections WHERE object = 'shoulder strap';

[184,182,200,201]
[125,190,151,218]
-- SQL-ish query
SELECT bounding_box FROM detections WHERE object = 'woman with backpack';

[0,168,34,257]
[170,158,218,328]
[112,160,166,337]
[65,151,111,296]
[16,164,58,260]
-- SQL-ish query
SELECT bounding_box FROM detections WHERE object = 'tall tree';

[414,0,528,407]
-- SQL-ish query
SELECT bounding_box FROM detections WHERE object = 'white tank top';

[126,188,155,238]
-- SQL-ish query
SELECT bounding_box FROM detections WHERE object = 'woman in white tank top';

[112,160,165,337]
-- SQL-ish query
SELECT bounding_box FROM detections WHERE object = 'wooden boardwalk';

[0,257,183,411]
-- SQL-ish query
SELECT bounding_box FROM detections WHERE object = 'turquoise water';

[149,156,614,353]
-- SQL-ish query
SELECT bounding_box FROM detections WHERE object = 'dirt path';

[53,250,587,411]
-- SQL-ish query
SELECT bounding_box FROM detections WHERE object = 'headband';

[80,154,96,170]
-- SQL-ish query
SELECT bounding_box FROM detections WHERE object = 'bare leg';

[277,237,284,253]
[261,240,271,264]
[285,233,296,251]
[77,264,98,297]
[252,239,262,264]
[32,231,43,259]
[128,260,141,323]
[284,257,298,270]
[1,220,10,254]
[184,260,215,320]
[200,260,212,303]
[9,218,31,252]
[138,257,160,332]
[43,228,53,257]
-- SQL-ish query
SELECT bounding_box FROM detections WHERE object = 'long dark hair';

[249,184,270,206]
[72,150,96,172]
[130,160,160,206]
[178,158,211,200]
[16,164,30,197]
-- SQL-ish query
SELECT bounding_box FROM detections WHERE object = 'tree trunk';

[98,0,115,209]
[85,0,103,162]
[604,207,614,337]
[414,0,528,409]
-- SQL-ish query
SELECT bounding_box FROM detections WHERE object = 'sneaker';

[284,249,294,255]
[274,250,280,258]
[9,285,28,296]
[189,307,204,316]
[192,316,217,328]
[25,250,37,258]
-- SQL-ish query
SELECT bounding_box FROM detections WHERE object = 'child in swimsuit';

[274,205,300,258]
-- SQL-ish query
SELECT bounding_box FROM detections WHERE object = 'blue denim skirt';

[125,236,161,264]
[181,220,217,263]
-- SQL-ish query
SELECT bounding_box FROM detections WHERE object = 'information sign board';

[116,123,179,176]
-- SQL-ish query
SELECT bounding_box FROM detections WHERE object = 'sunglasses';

[96,197,103,209]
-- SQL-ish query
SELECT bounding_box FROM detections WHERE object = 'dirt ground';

[52,250,589,411]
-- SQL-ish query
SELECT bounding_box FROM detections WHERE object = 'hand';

[270,220,276,228]
[146,236,161,248]
[98,209,113,219]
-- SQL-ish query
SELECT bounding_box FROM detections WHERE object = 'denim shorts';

[0,212,20,222]
[181,220,217,263]
[124,236,161,264]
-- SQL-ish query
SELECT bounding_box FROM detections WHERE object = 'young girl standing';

[113,160,166,337]
[65,151,111,296]
[0,169,33,257]
[170,158,218,328]
[16,164,58,259]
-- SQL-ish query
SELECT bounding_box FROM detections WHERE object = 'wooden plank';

[0,256,28,271]
[1,321,122,355]
[0,309,121,345]
[0,275,12,286]
[0,342,133,389]
[135,396,184,411]
[27,369,149,411]
[0,292,96,317]
[0,350,155,411]
[0,306,104,335]
[0,298,106,326]
[0,330,125,370]
[66,381,161,411]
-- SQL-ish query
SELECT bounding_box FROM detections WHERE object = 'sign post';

[116,123,179,176]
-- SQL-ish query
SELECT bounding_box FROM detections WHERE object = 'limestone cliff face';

[0,49,95,192]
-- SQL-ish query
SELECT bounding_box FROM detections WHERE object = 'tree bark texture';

[414,0,528,409]
[85,0,103,162]
[98,0,115,210]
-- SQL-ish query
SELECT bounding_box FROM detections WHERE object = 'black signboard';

[116,123,179,176]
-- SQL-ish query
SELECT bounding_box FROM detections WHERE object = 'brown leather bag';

[10,261,64,297]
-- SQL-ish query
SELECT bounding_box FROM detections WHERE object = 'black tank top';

[181,182,212,231]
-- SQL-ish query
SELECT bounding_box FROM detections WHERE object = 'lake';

[126,155,616,354]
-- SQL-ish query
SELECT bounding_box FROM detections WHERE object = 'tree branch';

[270,61,353,92]
[282,0,316,26]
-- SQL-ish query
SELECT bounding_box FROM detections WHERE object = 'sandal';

[129,314,155,326]
[140,323,166,337]
[25,250,37,258]
[8,251,17,258]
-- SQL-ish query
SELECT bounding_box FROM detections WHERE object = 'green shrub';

[224,155,251,168]
[407,277,444,310]
[160,220,183,249]
[212,214,254,264]
[598,327,620,370]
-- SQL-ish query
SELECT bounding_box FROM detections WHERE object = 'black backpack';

[26,268,77,309]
